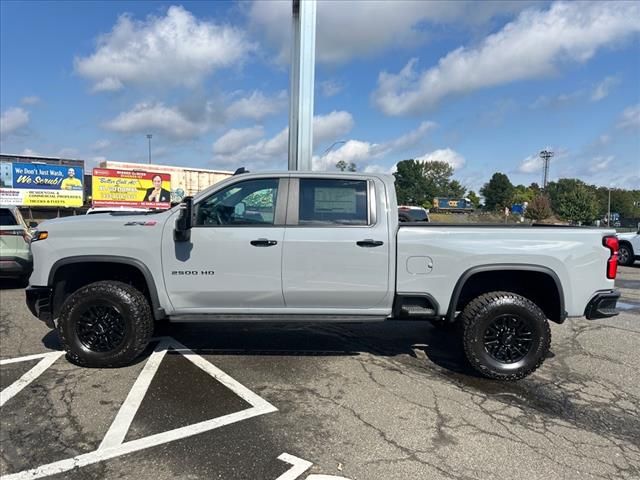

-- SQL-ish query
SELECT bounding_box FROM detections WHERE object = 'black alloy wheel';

[76,303,126,353]
[483,314,533,364]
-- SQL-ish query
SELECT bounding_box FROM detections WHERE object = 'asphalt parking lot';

[1,266,639,480]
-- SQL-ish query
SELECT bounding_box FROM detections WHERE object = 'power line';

[540,150,553,188]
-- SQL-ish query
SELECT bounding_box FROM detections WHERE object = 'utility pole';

[146,134,152,164]
[288,0,317,171]
[540,150,553,188]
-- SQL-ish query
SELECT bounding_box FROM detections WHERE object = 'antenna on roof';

[233,167,249,175]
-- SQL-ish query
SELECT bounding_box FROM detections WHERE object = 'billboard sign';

[92,168,171,209]
[0,162,84,207]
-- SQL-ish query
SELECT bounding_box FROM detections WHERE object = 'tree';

[466,190,481,209]
[394,160,428,205]
[525,194,553,221]
[554,182,599,224]
[336,160,356,172]
[394,159,466,206]
[480,173,514,211]
[512,184,535,204]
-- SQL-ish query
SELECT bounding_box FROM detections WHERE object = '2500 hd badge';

[171,270,215,276]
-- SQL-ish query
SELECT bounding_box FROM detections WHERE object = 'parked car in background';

[617,224,640,266]
[398,205,430,222]
[0,206,34,282]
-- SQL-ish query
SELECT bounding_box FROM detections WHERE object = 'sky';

[1,0,639,193]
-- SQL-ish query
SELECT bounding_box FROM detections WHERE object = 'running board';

[168,314,389,323]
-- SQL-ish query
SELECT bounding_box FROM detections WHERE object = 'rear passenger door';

[282,177,391,312]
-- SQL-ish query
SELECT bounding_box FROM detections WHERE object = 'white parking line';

[2,337,278,480]
[0,351,64,407]
[276,453,313,480]
[99,339,171,450]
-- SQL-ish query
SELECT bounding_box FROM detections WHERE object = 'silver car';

[0,206,33,282]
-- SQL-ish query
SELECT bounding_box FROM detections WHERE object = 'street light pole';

[146,134,152,164]
[607,188,611,228]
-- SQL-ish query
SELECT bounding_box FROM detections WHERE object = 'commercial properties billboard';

[91,168,171,209]
[99,161,232,202]
[0,161,84,207]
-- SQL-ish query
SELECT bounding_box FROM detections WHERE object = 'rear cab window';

[298,178,369,226]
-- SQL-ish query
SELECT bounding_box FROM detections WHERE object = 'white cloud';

[313,140,381,171]
[591,76,620,101]
[75,6,253,91]
[213,126,265,155]
[373,2,640,115]
[92,139,111,151]
[0,107,29,138]
[212,111,354,169]
[57,148,79,158]
[20,148,39,156]
[529,89,584,109]
[249,1,534,65]
[518,153,542,173]
[416,148,466,169]
[319,80,344,97]
[313,111,355,148]
[313,121,437,171]
[387,121,437,151]
[588,155,614,173]
[91,78,124,93]
[225,90,287,121]
[20,96,40,105]
[104,102,208,139]
[617,104,640,130]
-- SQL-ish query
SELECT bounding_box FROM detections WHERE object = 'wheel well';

[50,262,154,319]
[619,240,634,255]
[452,269,564,323]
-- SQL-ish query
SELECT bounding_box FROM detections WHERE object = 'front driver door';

[162,177,287,312]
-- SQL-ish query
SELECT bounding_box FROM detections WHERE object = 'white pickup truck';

[26,171,621,380]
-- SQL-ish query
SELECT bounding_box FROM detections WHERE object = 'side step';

[400,305,436,318]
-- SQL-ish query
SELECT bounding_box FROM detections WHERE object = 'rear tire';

[461,291,551,381]
[618,244,634,266]
[57,281,153,367]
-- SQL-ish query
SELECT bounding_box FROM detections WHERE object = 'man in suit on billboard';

[145,174,171,203]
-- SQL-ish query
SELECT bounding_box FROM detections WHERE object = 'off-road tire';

[618,243,634,266]
[57,281,153,367]
[461,291,551,381]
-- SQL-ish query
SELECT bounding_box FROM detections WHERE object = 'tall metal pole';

[288,0,317,171]
[607,188,611,227]
[146,134,152,164]
[540,150,553,188]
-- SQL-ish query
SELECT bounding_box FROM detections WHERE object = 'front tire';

[461,291,551,381]
[618,244,634,266]
[57,281,153,367]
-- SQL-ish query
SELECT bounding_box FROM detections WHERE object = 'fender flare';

[446,263,566,323]
[48,255,164,320]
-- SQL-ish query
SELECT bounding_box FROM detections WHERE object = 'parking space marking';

[99,338,171,449]
[276,453,313,480]
[3,336,278,480]
[0,351,64,407]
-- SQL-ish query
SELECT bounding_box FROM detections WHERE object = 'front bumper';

[0,256,32,278]
[25,286,55,328]
[584,290,620,320]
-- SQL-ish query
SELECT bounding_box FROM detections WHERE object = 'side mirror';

[28,221,38,228]
[174,196,193,242]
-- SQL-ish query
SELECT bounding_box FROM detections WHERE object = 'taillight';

[603,236,619,279]
[0,229,29,243]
